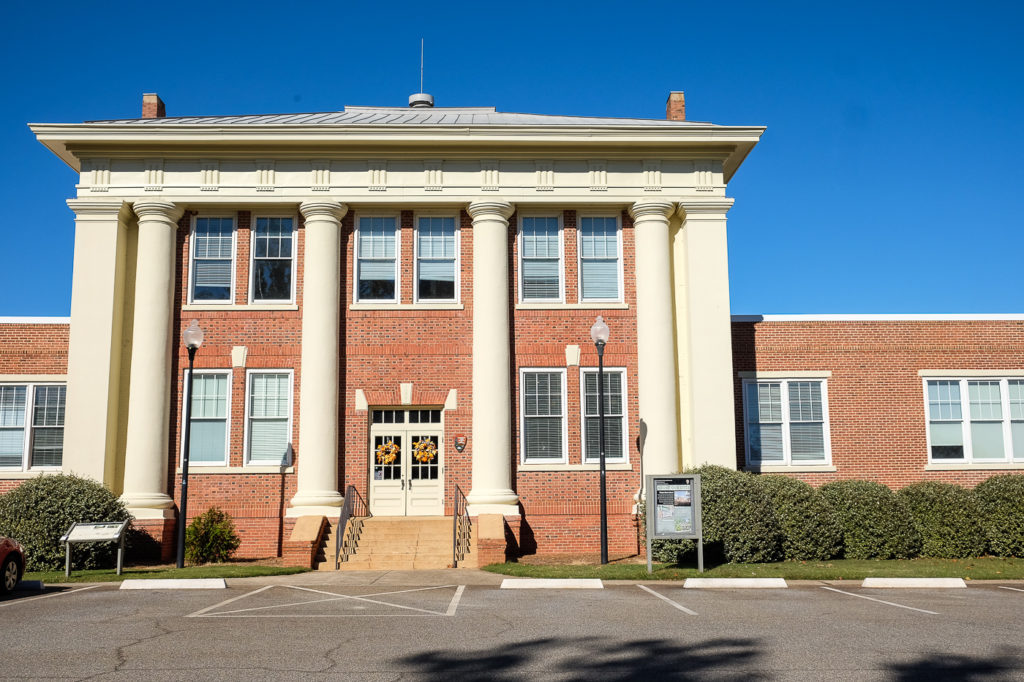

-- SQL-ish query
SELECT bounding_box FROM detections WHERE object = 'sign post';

[59,520,130,578]
[645,474,703,574]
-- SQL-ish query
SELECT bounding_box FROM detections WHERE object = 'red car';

[1,537,25,594]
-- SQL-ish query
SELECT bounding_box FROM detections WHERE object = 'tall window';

[521,370,565,462]
[416,216,457,301]
[925,378,1024,463]
[356,216,398,302]
[582,369,626,462]
[251,217,294,302]
[191,217,234,302]
[0,384,66,470]
[185,372,230,466]
[519,217,561,301]
[743,379,830,465]
[247,372,292,465]
[578,216,621,301]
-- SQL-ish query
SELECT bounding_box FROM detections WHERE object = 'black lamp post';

[176,319,205,569]
[590,315,611,565]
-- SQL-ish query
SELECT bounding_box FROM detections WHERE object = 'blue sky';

[2,0,1021,315]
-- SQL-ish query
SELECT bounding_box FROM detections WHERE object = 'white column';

[466,200,519,515]
[678,199,737,469]
[629,200,681,475]
[121,199,183,517]
[289,200,348,516]
[63,199,131,486]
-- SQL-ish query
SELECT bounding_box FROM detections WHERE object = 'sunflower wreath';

[375,440,400,465]
[412,439,438,463]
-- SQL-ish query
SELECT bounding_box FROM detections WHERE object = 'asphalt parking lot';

[2,575,1023,680]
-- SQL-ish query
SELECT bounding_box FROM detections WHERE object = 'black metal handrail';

[452,484,471,568]
[335,485,370,569]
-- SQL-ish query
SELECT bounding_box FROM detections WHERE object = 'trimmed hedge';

[0,474,131,571]
[691,465,782,564]
[755,476,843,561]
[820,480,920,559]
[974,475,1024,557]
[897,482,987,558]
[185,507,241,565]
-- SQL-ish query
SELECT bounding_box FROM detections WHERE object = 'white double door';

[369,420,444,516]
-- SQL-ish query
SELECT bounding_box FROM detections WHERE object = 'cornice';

[66,198,131,221]
[677,197,735,218]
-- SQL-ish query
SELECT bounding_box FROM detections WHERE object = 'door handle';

[408,479,413,490]
[401,479,405,490]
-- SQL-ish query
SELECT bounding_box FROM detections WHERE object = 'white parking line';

[638,585,698,615]
[189,584,464,618]
[820,586,938,615]
[0,584,101,609]
[446,585,465,616]
[187,585,274,618]
[997,586,1024,593]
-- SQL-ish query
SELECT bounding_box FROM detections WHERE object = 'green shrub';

[755,476,843,560]
[974,475,1024,557]
[185,507,241,565]
[0,474,131,571]
[690,464,783,564]
[896,482,987,558]
[820,480,920,559]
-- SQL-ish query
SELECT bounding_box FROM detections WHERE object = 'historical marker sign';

[645,474,703,573]
[60,520,130,577]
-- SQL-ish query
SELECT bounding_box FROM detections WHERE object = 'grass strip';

[482,557,1024,581]
[24,564,309,584]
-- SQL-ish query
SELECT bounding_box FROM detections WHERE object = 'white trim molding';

[738,370,832,379]
[918,369,1024,377]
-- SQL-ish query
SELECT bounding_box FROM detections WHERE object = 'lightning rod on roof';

[409,38,434,108]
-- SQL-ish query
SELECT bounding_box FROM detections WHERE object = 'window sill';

[176,465,294,474]
[516,302,628,310]
[744,464,837,473]
[182,304,298,312]
[518,462,633,471]
[349,303,464,311]
[925,462,1024,471]
[0,469,61,479]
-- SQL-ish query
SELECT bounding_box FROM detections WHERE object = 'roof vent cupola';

[408,93,434,108]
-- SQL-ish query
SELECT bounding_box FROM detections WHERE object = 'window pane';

[29,427,62,467]
[1012,421,1024,460]
[523,372,563,461]
[32,386,65,427]
[790,423,825,461]
[757,383,782,422]
[971,421,1005,459]
[579,217,619,258]
[1009,381,1024,420]
[250,374,289,418]
[522,259,560,299]
[189,420,226,464]
[418,259,455,300]
[521,218,560,300]
[580,259,619,300]
[0,386,27,427]
[524,417,562,460]
[521,218,559,258]
[788,382,823,422]
[968,381,1002,420]
[749,424,783,462]
[583,371,625,461]
[930,421,964,459]
[928,380,962,420]
[417,217,456,258]
[0,428,24,467]
[249,420,289,463]
[253,260,292,301]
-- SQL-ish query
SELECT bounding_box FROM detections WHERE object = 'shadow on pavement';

[399,635,761,680]
[886,648,1022,681]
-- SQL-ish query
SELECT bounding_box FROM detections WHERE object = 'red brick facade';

[732,318,1024,488]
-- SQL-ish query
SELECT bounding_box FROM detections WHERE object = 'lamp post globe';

[176,320,204,569]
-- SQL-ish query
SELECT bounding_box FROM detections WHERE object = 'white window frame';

[0,382,66,472]
[742,378,832,466]
[353,212,402,304]
[517,213,564,304]
[248,214,297,304]
[519,367,569,464]
[413,211,460,304]
[180,369,232,467]
[576,213,624,303]
[188,214,237,305]
[923,377,1024,464]
[243,369,294,466]
[579,367,629,464]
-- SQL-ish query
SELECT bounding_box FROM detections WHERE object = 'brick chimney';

[666,91,685,121]
[142,93,166,119]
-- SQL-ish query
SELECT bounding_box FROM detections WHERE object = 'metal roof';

[84,106,714,127]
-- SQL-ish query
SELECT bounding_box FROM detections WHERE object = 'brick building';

[3,92,1020,563]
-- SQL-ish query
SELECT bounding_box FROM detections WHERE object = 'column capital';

[66,198,131,221]
[676,198,735,220]
[628,200,675,221]
[299,200,348,222]
[467,200,515,221]
[132,199,184,224]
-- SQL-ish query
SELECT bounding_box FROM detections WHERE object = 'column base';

[285,506,342,519]
[466,487,518,507]
[289,489,343,510]
[467,503,521,517]
[121,492,175,514]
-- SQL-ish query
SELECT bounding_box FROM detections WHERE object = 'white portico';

[33,97,764,535]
